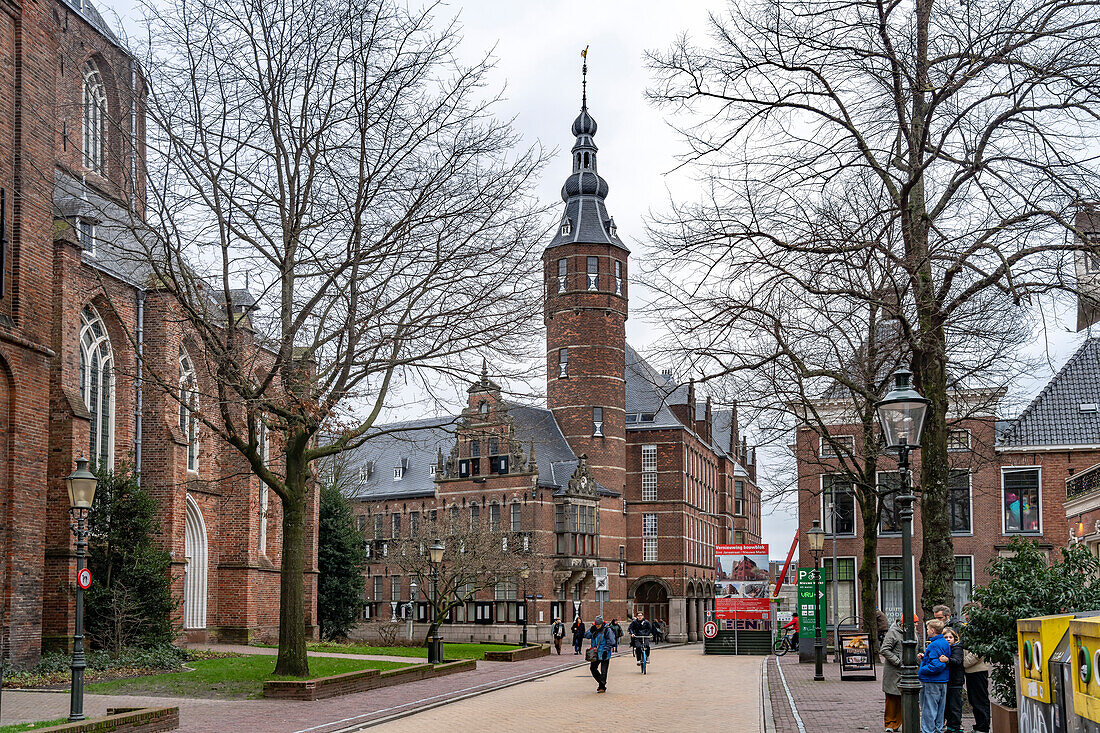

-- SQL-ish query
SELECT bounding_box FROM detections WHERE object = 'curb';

[317,645,681,732]
[761,656,775,732]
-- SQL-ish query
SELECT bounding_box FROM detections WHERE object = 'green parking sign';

[797,567,826,638]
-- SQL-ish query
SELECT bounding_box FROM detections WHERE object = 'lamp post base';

[428,635,443,665]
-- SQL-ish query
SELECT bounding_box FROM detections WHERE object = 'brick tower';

[544,60,629,494]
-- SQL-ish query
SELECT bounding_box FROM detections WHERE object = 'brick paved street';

[370,644,763,733]
[1,645,764,732]
[767,653,977,732]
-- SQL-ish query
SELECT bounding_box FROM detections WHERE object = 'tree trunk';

[274,475,309,676]
[858,495,880,654]
[915,341,954,614]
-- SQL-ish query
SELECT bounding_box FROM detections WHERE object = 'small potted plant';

[965,538,1100,732]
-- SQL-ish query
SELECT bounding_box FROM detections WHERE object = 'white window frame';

[821,555,858,627]
[587,256,599,291]
[820,474,856,537]
[557,258,567,293]
[394,466,403,481]
[877,470,902,537]
[179,348,199,473]
[641,444,657,501]
[1001,466,1043,535]
[819,434,855,458]
[510,502,521,532]
[734,479,745,516]
[79,305,115,470]
[258,420,270,555]
[876,555,917,623]
[592,407,603,437]
[559,348,569,378]
[76,218,97,255]
[642,513,658,561]
[949,469,973,536]
[82,62,107,174]
[947,429,972,452]
[614,260,623,296]
[953,555,975,613]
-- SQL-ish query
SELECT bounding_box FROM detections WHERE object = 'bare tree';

[647,0,1100,611]
[387,517,538,646]
[114,0,547,675]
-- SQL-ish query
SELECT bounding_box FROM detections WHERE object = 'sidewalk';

[1,649,588,732]
[766,654,976,732]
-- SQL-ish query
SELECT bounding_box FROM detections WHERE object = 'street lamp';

[876,369,929,733]
[65,458,98,722]
[427,540,445,664]
[807,518,826,682]
[519,566,530,647]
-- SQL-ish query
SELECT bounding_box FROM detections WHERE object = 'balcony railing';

[1067,463,1100,501]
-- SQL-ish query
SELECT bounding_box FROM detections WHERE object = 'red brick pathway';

[767,654,976,732]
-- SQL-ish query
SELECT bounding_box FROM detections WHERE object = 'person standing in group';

[961,604,991,733]
[918,618,951,733]
[609,618,623,653]
[571,617,585,655]
[552,617,565,655]
[944,627,966,733]
[584,616,616,693]
[880,614,904,733]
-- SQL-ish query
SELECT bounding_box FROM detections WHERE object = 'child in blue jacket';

[918,619,951,733]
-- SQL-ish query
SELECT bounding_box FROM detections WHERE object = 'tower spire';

[581,45,589,110]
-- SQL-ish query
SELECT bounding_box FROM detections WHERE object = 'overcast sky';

[105,0,1092,558]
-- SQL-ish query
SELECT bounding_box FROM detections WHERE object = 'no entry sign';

[77,568,92,590]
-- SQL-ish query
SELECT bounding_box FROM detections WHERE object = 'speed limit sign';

[77,568,92,590]
[703,620,718,639]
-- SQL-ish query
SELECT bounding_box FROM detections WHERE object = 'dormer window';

[559,348,569,378]
[560,219,572,236]
[557,258,567,293]
[76,218,97,255]
[608,217,617,237]
[587,257,599,291]
[614,260,623,296]
[592,407,604,436]
[479,400,489,415]
[394,466,403,480]
[429,464,437,476]
[359,467,368,481]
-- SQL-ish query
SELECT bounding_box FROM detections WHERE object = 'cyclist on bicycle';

[781,612,799,649]
[628,610,653,666]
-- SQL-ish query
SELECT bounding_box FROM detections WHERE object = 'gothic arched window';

[82,62,107,174]
[79,306,114,469]
[179,348,199,472]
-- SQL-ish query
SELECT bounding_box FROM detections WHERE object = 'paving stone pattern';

[767,654,977,732]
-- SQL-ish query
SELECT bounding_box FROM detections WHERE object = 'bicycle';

[774,629,797,656]
[632,634,652,674]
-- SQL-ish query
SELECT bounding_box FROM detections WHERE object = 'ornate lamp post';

[876,369,929,733]
[427,540,445,664]
[519,566,530,647]
[807,518,826,681]
[65,458,98,722]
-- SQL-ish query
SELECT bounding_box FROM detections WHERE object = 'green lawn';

[0,720,70,733]
[85,654,409,700]
[297,641,521,661]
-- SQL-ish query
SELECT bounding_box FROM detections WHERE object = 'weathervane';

[581,45,589,109]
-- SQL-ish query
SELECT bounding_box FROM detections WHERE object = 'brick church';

[346,78,763,644]
[0,0,303,665]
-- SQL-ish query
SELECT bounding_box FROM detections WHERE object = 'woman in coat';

[880,616,904,733]
[571,617,585,655]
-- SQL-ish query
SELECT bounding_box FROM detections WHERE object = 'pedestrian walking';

[918,618,951,733]
[584,615,616,693]
[961,605,991,733]
[880,615,903,733]
[609,618,623,652]
[944,627,965,733]
[652,619,662,645]
[571,617,585,655]
[552,617,565,655]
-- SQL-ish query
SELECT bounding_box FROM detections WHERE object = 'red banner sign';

[714,544,770,621]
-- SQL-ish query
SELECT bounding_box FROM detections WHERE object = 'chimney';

[661,368,673,384]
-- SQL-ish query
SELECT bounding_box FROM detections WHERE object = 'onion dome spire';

[547,48,628,252]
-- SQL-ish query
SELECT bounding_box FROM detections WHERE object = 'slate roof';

[624,345,685,430]
[59,0,120,44]
[1000,338,1100,447]
[343,405,618,503]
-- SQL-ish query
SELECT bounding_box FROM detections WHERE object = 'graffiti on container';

[1019,695,1052,733]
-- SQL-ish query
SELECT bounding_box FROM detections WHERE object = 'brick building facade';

[0,0,307,665]
[794,337,1100,629]
[344,84,762,644]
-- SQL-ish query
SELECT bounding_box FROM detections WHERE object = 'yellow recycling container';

[1071,616,1100,723]
[1018,613,1074,704]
